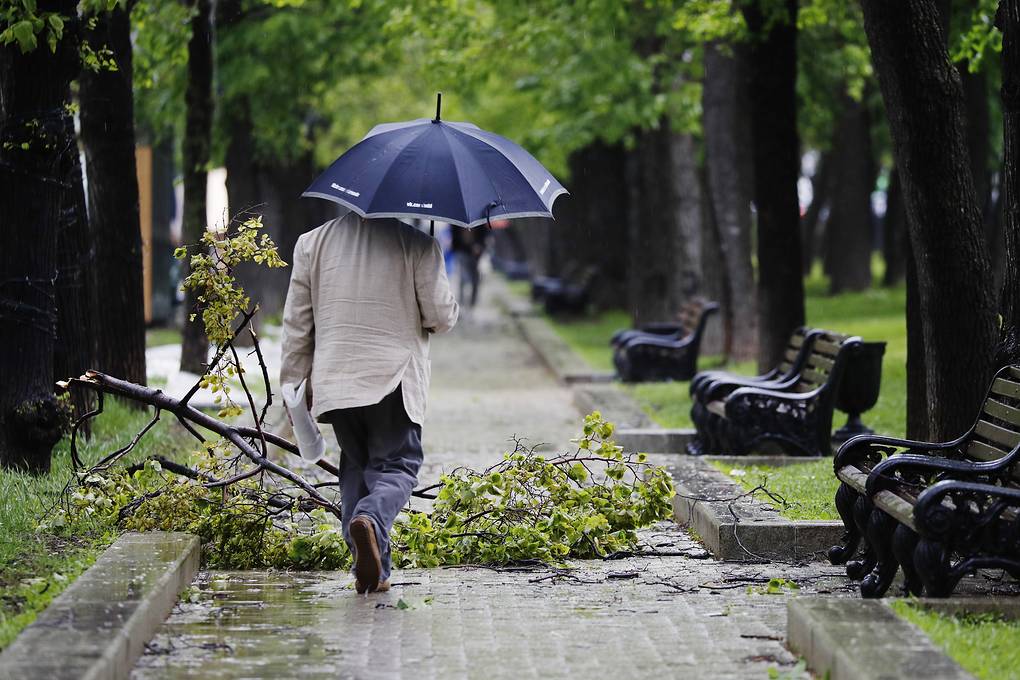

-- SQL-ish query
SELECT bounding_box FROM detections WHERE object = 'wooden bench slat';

[966,439,1010,462]
[1009,366,1020,381]
[791,334,805,348]
[800,368,827,386]
[807,354,835,371]
[707,400,727,418]
[784,348,800,362]
[984,398,1020,428]
[974,419,1020,449]
[778,361,793,373]
[992,377,1020,400]
[836,465,869,493]
[813,339,843,356]
[873,490,917,532]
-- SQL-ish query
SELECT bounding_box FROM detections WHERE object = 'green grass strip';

[709,459,839,520]
[0,401,188,650]
[890,601,1020,680]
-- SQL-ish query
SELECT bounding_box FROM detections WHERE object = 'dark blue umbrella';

[302,95,567,229]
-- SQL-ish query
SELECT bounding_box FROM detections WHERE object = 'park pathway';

[133,278,850,679]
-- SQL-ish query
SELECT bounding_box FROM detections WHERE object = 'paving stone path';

[133,279,854,679]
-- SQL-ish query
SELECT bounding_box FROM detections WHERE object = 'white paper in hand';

[281,380,325,463]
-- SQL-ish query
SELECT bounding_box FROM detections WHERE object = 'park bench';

[687,332,867,457]
[530,262,580,302]
[829,364,1020,598]
[688,327,823,453]
[542,265,598,315]
[689,326,820,403]
[610,298,719,382]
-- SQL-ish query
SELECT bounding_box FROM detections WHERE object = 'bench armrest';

[622,333,694,352]
[914,479,1020,541]
[610,324,683,347]
[699,373,795,402]
[833,433,966,472]
[865,446,1020,496]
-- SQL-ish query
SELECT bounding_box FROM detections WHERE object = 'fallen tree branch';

[60,370,342,520]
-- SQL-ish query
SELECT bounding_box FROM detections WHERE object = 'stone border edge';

[787,597,975,680]
[0,531,200,680]
[671,457,843,561]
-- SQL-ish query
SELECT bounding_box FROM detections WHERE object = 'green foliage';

[951,0,1002,73]
[748,577,800,595]
[392,412,675,567]
[0,0,68,53]
[710,459,839,521]
[890,601,1020,680]
[175,215,286,346]
[48,413,675,571]
[174,215,285,417]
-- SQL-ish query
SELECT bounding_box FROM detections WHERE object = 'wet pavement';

[134,278,851,679]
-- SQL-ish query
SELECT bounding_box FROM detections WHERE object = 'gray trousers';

[323,385,423,582]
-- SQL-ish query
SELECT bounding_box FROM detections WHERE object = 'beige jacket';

[279,214,458,425]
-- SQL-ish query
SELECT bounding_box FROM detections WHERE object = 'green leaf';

[12,21,37,53]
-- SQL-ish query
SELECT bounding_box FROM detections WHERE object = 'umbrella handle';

[485,200,501,230]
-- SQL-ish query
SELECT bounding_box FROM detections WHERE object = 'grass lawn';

[708,459,839,520]
[0,401,188,650]
[146,326,182,348]
[534,268,908,437]
[890,602,1020,680]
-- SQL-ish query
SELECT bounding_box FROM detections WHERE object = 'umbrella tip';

[434,92,442,123]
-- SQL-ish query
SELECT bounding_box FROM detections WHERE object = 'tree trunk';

[741,0,805,372]
[671,132,704,301]
[997,0,1020,367]
[702,41,758,361]
[79,3,147,387]
[54,89,96,429]
[801,151,830,275]
[905,248,929,439]
[0,0,80,472]
[555,140,629,309]
[179,0,215,374]
[626,120,690,325]
[860,0,998,440]
[882,167,908,286]
[826,92,875,294]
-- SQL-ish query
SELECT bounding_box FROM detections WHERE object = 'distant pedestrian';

[452,226,489,307]
[280,212,458,594]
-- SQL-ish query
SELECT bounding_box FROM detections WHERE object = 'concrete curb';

[0,531,200,680]
[670,457,843,561]
[615,427,695,454]
[787,598,974,679]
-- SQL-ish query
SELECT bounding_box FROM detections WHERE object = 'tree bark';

[801,151,830,275]
[54,89,96,430]
[826,92,875,293]
[671,132,704,301]
[702,41,758,361]
[741,0,805,372]
[179,0,214,374]
[882,167,908,286]
[554,140,629,309]
[860,0,998,440]
[997,0,1020,367]
[79,3,147,387]
[0,0,80,471]
[626,119,693,325]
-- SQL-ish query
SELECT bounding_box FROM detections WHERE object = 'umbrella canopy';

[302,102,567,229]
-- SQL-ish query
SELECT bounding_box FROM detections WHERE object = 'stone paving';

[133,278,853,679]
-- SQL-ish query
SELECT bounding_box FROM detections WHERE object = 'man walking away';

[280,212,458,593]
